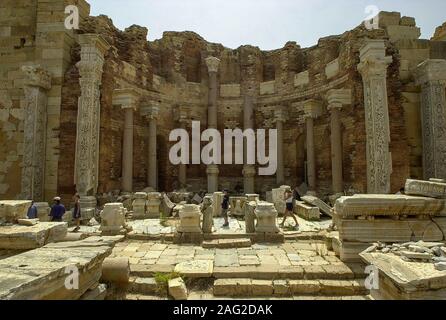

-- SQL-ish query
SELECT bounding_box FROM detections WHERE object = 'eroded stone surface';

[0,222,67,249]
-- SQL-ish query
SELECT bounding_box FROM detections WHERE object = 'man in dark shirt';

[49,197,66,222]
[221,190,230,228]
[27,201,38,219]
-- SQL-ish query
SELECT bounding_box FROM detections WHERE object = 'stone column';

[326,89,352,194]
[303,100,322,193]
[243,95,255,193]
[358,39,393,194]
[141,105,159,190]
[176,105,190,188]
[414,59,446,180]
[20,65,51,201]
[112,89,139,193]
[75,34,110,196]
[205,56,221,193]
[273,108,287,185]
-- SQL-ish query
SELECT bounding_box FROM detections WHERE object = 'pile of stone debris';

[364,240,446,271]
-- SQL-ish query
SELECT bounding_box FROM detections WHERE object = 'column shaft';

[148,118,157,189]
[121,108,134,192]
[330,108,343,193]
[276,120,284,185]
[306,117,316,191]
[243,95,255,193]
[178,121,187,187]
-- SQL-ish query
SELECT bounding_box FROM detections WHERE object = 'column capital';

[326,89,352,111]
[22,65,51,90]
[414,59,446,85]
[303,99,322,119]
[357,39,392,78]
[112,88,139,110]
[77,34,110,56]
[205,56,221,73]
[141,104,160,120]
[273,107,288,123]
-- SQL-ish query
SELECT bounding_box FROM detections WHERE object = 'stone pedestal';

[358,39,393,194]
[75,34,110,196]
[132,192,147,219]
[414,59,446,180]
[0,201,32,223]
[35,202,50,222]
[201,196,213,233]
[100,203,127,235]
[177,204,202,233]
[229,196,247,216]
[213,192,224,217]
[79,196,96,222]
[147,192,161,218]
[255,202,279,233]
[245,201,257,233]
[20,65,51,201]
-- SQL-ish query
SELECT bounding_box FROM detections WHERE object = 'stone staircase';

[125,262,370,300]
[202,238,252,249]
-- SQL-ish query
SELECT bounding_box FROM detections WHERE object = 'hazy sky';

[89,0,446,50]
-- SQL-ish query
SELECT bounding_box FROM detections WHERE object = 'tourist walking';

[222,190,230,228]
[49,197,66,222]
[72,193,81,232]
[280,189,299,230]
[27,201,38,219]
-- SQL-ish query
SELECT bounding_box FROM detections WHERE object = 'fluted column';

[21,65,51,201]
[414,59,446,180]
[303,100,322,193]
[142,105,159,190]
[113,89,139,193]
[326,89,351,194]
[273,108,287,185]
[75,34,110,196]
[358,39,393,194]
[205,56,220,193]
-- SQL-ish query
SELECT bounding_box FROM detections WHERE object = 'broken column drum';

[147,192,161,218]
[100,203,127,235]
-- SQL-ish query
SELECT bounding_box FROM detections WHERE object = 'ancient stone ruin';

[0,0,446,300]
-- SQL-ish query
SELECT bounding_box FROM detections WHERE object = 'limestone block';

[378,11,401,28]
[295,201,320,221]
[244,201,257,234]
[294,71,309,87]
[0,222,67,250]
[260,81,275,95]
[401,16,416,27]
[174,260,213,278]
[80,283,107,301]
[220,84,240,98]
[177,204,202,233]
[337,219,444,243]
[79,196,97,221]
[272,185,290,215]
[229,196,247,216]
[302,195,332,217]
[100,203,127,235]
[161,193,176,216]
[146,192,161,218]
[361,251,446,299]
[255,202,279,233]
[339,241,371,262]
[202,196,213,233]
[246,194,260,202]
[405,179,446,199]
[0,200,31,223]
[386,25,421,41]
[213,192,224,217]
[334,195,446,218]
[251,280,274,296]
[0,236,121,300]
[168,277,188,300]
[132,192,147,219]
[35,202,50,222]
[17,219,39,226]
[325,58,339,79]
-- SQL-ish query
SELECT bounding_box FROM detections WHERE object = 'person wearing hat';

[49,196,66,222]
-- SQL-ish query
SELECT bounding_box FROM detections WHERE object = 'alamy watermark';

[364,264,379,290]
[169,121,277,176]
[64,5,80,30]
[64,265,79,290]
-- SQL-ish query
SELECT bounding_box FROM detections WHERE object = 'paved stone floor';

[110,240,341,267]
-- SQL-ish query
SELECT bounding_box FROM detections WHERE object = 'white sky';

[89,0,446,50]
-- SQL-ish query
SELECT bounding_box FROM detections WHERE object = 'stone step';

[213,278,368,297]
[125,293,168,300]
[128,276,158,295]
[202,238,252,249]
